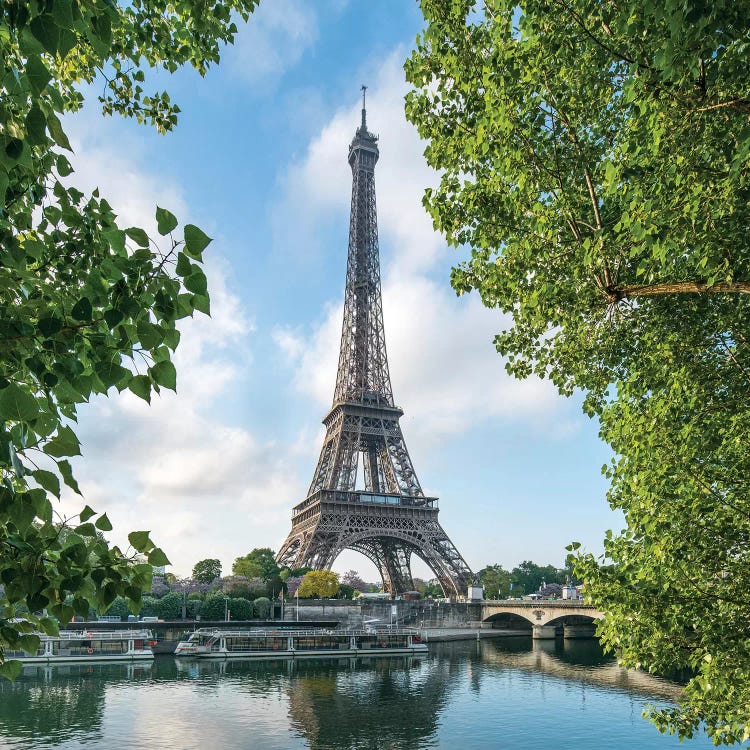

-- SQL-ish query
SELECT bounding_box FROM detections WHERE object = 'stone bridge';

[480,600,604,639]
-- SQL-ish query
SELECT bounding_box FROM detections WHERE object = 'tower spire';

[361,84,367,130]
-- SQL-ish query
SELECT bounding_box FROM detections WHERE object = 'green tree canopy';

[406,0,750,743]
[478,565,511,599]
[0,0,258,678]
[232,548,280,581]
[192,559,222,585]
[511,561,565,595]
[297,570,339,599]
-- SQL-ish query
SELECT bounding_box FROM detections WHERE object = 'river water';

[0,637,734,749]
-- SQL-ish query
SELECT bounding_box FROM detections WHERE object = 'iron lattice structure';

[276,93,473,597]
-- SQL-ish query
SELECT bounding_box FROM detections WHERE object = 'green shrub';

[200,594,228,621]
[156,591,183,620]
[253,597,271,619]
[228,597,253,620]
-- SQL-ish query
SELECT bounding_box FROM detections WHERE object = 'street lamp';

[224,597,229,622]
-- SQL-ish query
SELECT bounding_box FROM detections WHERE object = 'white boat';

[4,629,156,663]
[174,628,428,659]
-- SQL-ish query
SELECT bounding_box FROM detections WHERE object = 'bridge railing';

[482,600,597,609]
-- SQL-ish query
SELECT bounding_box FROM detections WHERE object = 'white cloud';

[227,0,319,86]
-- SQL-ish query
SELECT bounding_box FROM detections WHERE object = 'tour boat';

[4,629,156,663]
[174,628,428,659]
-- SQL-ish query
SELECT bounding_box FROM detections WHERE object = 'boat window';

[294,635,350,651]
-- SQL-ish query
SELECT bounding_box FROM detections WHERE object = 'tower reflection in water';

[181,655,455,749]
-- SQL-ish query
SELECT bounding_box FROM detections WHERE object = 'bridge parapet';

[481,600,602,628]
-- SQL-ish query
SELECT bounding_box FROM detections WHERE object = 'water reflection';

[173,655,451,749]
[0,662,152,746]
[482,637,682,700]
[0,640,720,750]
[285,657,449,749]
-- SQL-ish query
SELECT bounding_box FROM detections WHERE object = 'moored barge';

[5,629,156,663]
[174,628,427,659]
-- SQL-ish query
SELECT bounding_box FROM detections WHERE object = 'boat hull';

[14,653,155,664]
[189,645,429,660]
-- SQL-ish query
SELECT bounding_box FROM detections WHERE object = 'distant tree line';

[92,551,576,620]
[478,561,578,600]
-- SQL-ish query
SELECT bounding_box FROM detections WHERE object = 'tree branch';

[608,281,750,303]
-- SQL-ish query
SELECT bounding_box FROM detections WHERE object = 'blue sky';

[59,0,621,582]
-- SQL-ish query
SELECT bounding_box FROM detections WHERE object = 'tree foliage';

[192,558,221,585]
[341,569,367,591]
[232,547,280,581]
[406,0,750,743]
[0,0,258,678]
[154,591,181,620]
[297,570,339,599]
[478,565,512,600]
[220,575,265,601]
[253,596,271,619]
[227,596,252,620]
[200,594,228,622]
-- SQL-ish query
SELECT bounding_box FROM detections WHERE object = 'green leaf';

[32,469,60,498]
[55,154,73,177]
[192,292,210,316]
[46,112,72,151]
[0,384,39,421]
[43,425,81,458]
[75,522,97,537]
[149,360,176,391]
[18,635,43,656]
[95,513,113,532]
[38,317,63,337]
[25,55,51,96]
[95,360,130,389]
[0,660,22,681]
[156,206,178,235]
[184,270,207,295]
[70,297,92,321]
[104,228,126,254]
[128,375,151,403]
[58,459,81,494]
[125,227,149,248]
[79,505,96,522]
[183,224,212,259]
[30,14,60,55]
[9,444,26,478]
[128,530,151,553]
[25,106,47,146]
[148,548,170,567]
[103,308,124,329]
[175,252,191,277]
[136,320,162,350]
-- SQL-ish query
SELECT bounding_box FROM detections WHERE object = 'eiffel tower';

[276,90,473,597]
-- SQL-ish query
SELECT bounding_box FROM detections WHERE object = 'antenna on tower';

[361,84,367,129]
